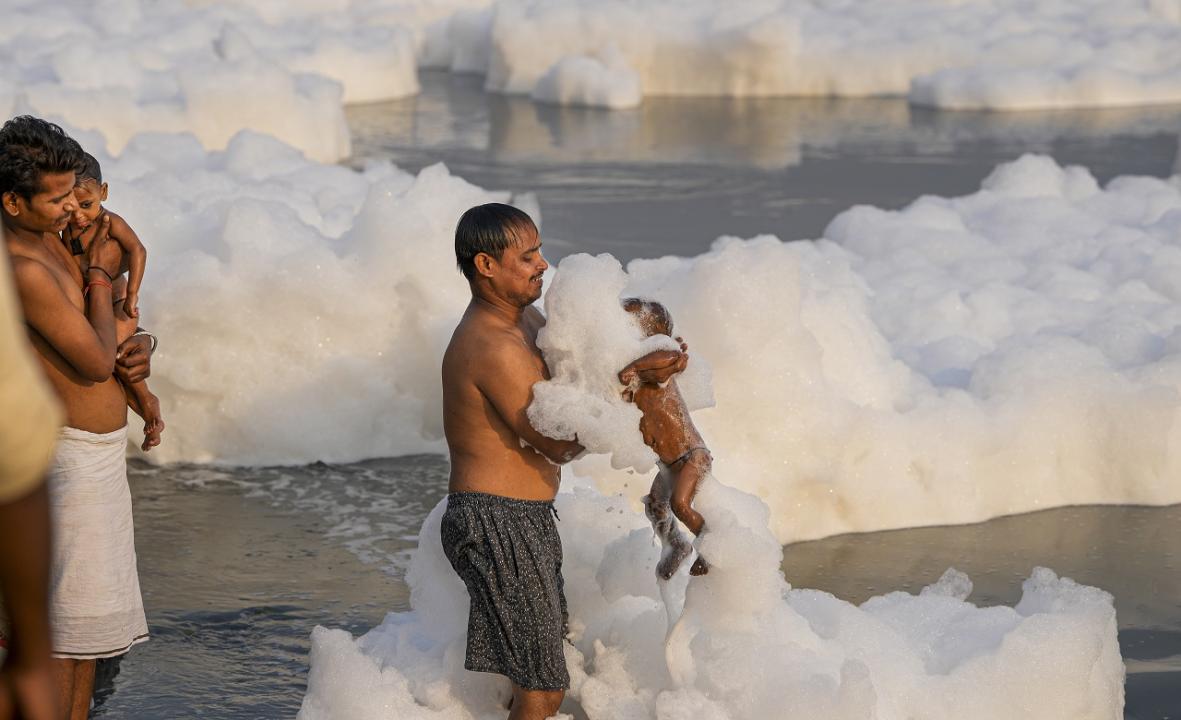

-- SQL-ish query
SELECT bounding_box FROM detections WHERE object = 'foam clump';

[531,47,643,109]
[1,0,478,160]
[529,253,701,471]
[300,483,1124,719]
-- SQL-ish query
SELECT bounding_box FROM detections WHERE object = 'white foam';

[89,131,1181,541]
[86,129,540,465]
[469,0,1181,110]
[298,484,1125,719]
[7,0,1180,157]
[529,253,696,472]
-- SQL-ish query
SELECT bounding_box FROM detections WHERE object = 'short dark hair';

[0,116,85,200]
[77,152,103,184]
[454,203,537,281]
[623,298,673,336]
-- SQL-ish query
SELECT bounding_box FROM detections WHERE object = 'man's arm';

[478,342,584,464]
[12,261,118,382]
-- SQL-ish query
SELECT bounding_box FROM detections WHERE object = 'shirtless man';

[441,204,582,720]
[441,204,684,720]
[2,116,150,720]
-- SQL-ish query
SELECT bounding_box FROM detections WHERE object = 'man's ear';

[1,191,21,217]
[474,252,497,279]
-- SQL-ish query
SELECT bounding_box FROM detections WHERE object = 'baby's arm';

[618,348,688,393]
[107,212,146,319]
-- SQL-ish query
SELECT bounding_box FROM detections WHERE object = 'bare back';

[443,303,565,500]
[9,238,125,433]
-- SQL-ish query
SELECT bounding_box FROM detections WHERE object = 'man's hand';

[83,214,121,279]
[115,334,152,384]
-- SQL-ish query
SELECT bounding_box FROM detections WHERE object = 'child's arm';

[618,348,688,388]
[107,212,146,319]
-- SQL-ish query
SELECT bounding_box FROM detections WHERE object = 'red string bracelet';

[84,277,113,296]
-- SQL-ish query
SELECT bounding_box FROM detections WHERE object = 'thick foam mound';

[575,154,1181,542]
[101,137,1181,539]
[461,0,1181,110]
[298,485,1124,719]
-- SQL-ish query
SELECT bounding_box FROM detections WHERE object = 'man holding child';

[1,116,152,719]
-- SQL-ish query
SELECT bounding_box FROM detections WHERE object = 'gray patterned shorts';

[441,492,570,690]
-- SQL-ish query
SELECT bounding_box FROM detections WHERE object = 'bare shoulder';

[106,210,144,250]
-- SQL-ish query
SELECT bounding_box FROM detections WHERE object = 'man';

[0,246,62,720]
[441,204,684,719]
[1,116,151,720]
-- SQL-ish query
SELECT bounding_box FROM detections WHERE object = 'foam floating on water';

[92,129,1181,541]
[298,484,1125,719]
[5,0,1181,159]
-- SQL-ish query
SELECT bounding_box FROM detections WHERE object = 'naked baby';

[619,298,710,579]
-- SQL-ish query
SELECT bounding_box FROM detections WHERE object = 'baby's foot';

[656,532,694,580]
[689,554,709,576]
[142,419,164,452]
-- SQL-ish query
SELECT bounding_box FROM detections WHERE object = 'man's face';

[69,179,107,231]
[2,171,78,234]
[488,224,549,307]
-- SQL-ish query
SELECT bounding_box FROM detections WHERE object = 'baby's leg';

[647,468,693,580]
[670,453,709,536]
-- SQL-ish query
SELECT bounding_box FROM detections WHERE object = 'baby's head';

[623,297,673,337]
[69,152,107,232]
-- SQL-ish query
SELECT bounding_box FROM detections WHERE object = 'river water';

[91,72,1181,719]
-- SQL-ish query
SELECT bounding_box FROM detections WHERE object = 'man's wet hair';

[0,115,85,200]
[77,152,103,185]
[623,298,673,337]
[455,203,537,281]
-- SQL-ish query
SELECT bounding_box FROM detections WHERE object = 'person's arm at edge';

[477,342,584,465]
[0,249,61,720]
[0,482,54,720]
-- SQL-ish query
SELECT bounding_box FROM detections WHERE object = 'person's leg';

[50,658,75,720]
[669,456,707,536]
[648,467,693,580]
[669,454,710,576]
[509,686,563,720]
[68,660,95,720]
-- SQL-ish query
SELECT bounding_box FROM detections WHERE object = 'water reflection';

[348,72,1181,261]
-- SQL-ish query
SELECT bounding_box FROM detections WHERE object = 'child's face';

[69,179,108,231]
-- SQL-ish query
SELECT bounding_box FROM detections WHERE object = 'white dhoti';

[48,426,148,659]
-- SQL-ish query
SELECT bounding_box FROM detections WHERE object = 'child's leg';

[647,468,693,580]
[669,452,709,536]
[113,288,164,450]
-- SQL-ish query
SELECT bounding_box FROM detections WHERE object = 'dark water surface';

[93,74,1181,717]
[348,71,1181,263]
